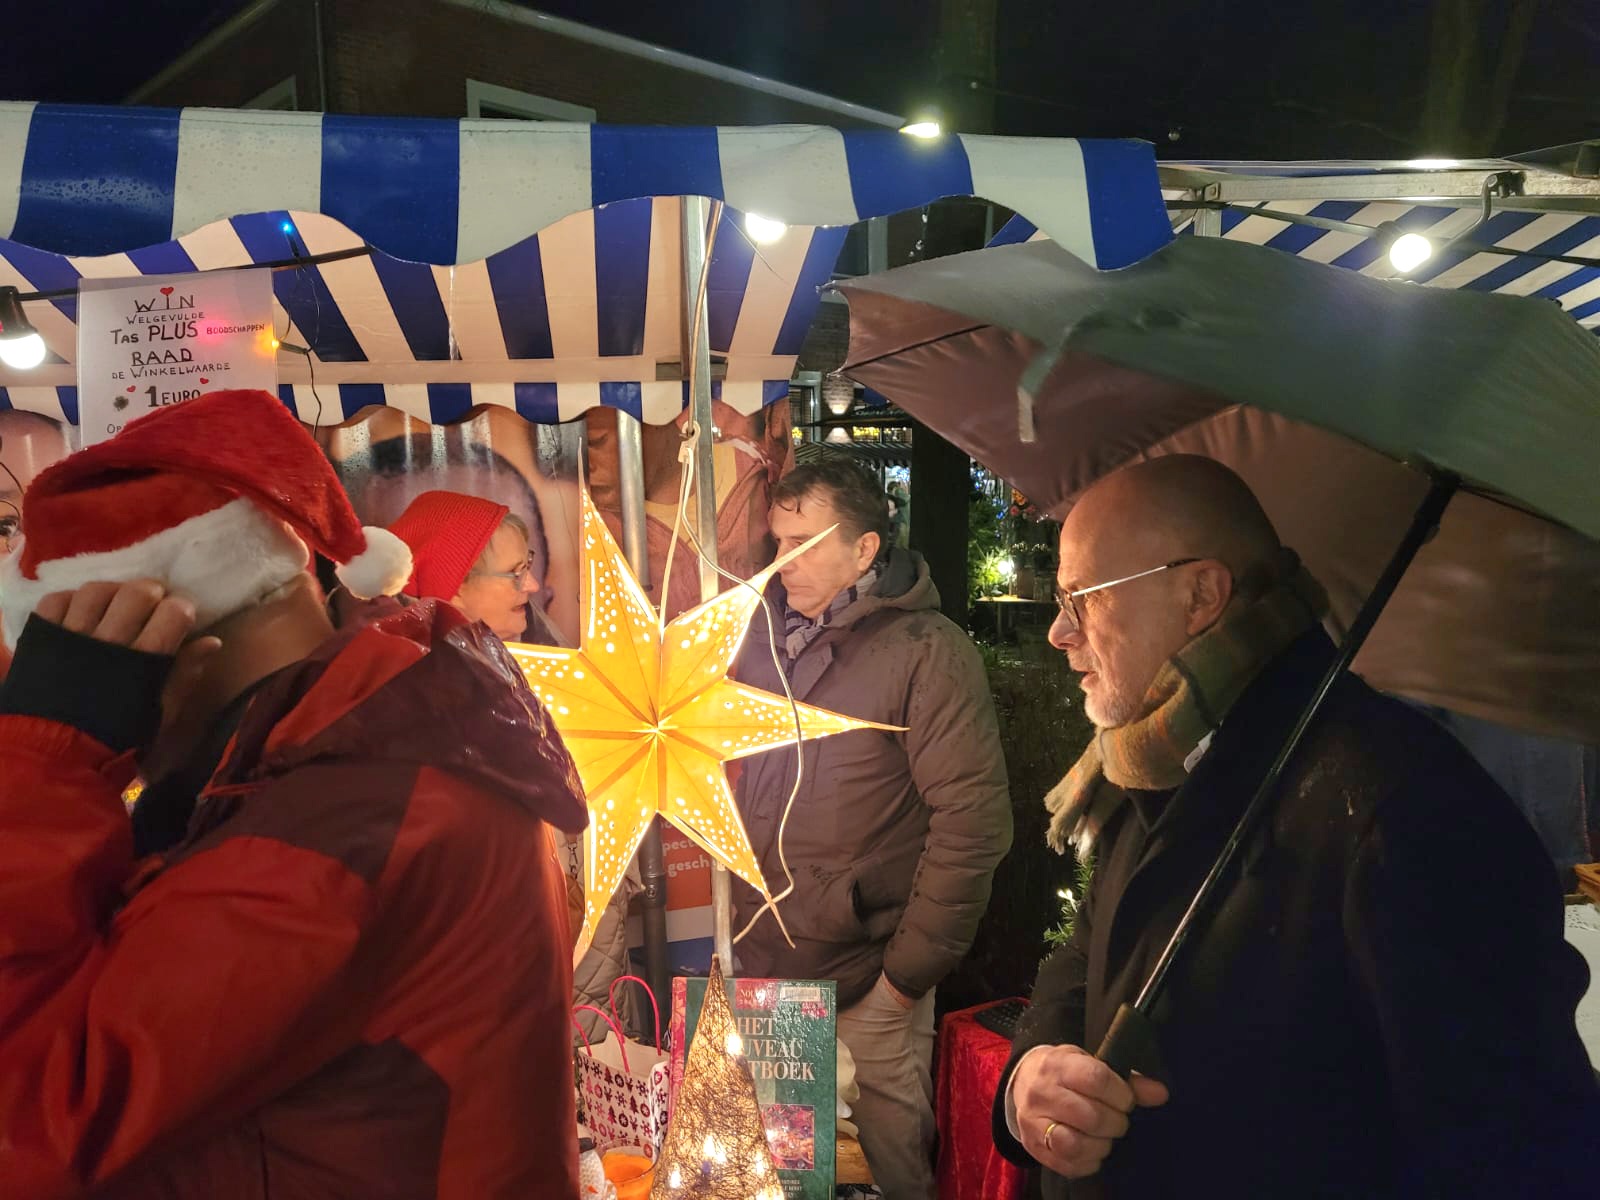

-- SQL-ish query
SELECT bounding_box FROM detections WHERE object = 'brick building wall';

[130,0,905,409]
[326,0,877,126]
[797,301,851,376]
[134,0,882,129]
[134,0,322,110]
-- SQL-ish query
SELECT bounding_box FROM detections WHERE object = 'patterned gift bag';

[573,976,671,1161]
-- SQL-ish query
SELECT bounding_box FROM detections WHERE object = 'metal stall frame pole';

[682,194,734,970]
[1190,198,1223,239]
[614,410,672,1014]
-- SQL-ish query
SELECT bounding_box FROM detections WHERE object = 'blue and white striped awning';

[991,157,1600,332]
[0,103,1170,426]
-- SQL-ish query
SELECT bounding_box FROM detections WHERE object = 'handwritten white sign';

[77,269,278,445]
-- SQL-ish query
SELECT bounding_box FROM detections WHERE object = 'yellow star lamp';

[507,490,897,960]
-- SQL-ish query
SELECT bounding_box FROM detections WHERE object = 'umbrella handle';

[1094,1002,1164,1081]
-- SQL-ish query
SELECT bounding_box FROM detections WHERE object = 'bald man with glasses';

[995,455,1596,1199]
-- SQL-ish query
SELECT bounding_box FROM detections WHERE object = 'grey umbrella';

[836,234,1600,744]
[835,233,1600,1075]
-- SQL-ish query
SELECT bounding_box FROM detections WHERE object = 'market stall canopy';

[0,102,1170,426]
[836,235,1600,742]
[993,155,1600,331]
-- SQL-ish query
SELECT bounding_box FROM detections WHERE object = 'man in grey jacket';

[732,460,1012,1199]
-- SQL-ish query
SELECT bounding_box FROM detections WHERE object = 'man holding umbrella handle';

[995,455,1598,1199]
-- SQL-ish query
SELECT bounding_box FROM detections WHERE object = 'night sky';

[3,1,1594,158]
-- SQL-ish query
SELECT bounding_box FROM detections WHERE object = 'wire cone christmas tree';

[651,956,783,1200]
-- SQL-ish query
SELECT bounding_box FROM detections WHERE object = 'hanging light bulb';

[0,287,46,370]
[743,212,788,245]
[1388,232,1434,273]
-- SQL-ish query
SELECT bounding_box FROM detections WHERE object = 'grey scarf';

[782,567,878,663]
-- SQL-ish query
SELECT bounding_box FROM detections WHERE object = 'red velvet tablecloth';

[936,1001,1028,1200]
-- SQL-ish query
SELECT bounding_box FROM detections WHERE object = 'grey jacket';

[731,549,1012,1009]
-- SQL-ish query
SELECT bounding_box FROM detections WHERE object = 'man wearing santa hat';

[0,390,589,1198]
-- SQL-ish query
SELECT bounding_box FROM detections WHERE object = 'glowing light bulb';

[900,120,942,139]
[1388,233,1434,273]
[726,1031,744,1056]
[668,1165,682,1189]
[0,331,46,370]
[743,212,788,244]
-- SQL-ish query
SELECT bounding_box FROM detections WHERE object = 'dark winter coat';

[0,601,589,1198]
[731,549,1012,1009]
[994,630,1598,1199]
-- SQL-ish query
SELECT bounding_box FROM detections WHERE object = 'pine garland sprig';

[1045,853,1095,948]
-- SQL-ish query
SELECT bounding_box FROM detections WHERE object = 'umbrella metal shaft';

[615,411,672,1015]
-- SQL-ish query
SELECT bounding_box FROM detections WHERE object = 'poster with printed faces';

[77,269,277,445]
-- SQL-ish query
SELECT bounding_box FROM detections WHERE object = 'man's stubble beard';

[1074,653,1143,730]
[1084,686,1142,730]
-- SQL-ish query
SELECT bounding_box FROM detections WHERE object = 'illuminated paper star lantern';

[507,490,897,959]
[651,955,783,1200]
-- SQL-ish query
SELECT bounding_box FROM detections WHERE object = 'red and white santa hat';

[0,388,412,647]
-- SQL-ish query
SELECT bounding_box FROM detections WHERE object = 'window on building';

[466,80,595,123]
[245,77,298,110]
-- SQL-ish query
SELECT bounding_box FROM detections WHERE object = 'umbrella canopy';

[0,103,1171,427]
[837,234,1600,743]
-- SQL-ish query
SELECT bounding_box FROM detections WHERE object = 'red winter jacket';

[0,601,588,1199]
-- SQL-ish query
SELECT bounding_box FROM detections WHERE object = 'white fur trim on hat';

[0,497,309,648]
[336,525,412,600]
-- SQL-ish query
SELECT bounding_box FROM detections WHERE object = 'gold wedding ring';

[1043,1120,1059,1153]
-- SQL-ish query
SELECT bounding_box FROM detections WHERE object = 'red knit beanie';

[388,490,511,601]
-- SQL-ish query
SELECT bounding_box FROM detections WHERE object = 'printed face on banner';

[0,409,71,561]
[586,401,794,626]
[316,406,585,647]
[0,409,72,681]
[77,269,278,446]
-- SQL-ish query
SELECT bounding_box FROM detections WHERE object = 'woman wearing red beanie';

[388,490,541,641]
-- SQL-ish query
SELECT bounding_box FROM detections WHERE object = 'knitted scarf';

[1045,548,1329,856]
[783,567,878,663]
